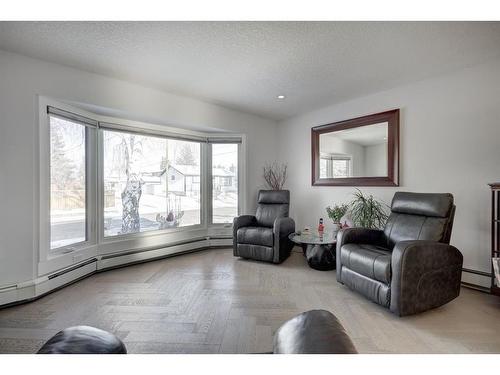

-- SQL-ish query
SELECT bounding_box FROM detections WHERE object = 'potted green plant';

[349,189,389,229]
[326,203,349,231]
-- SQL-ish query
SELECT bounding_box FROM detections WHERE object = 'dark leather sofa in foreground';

[233,190,295,264]
[273,310,357,354]
[38,310,356,354]
[337,191,463,316]
[37,326,127,354]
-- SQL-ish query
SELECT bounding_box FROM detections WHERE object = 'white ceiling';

[1,22,500,121]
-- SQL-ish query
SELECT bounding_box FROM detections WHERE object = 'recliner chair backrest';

[255,190,290,228]
[383,192,455,249]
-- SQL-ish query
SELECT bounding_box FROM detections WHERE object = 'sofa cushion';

[236,244,274,262]
[391,192,453,218]
[340,267,391,307]
[37,326,127,354]
[340,243,392,284]
[258,190,290,204]
[383,213,450,249]
[255,204,289,227]
[237,226,274,247]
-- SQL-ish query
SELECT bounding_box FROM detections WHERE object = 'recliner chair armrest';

[273,217,296,263]
[233,215,257,230]
[273,217,295,239]
[390,240,463,316]
[233,215,257,252]
[233,215,257,235]
[336,227,385,248]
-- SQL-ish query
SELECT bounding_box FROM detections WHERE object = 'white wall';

[278,58,500,287]
[364,143,387,176]
[0,50,278,287]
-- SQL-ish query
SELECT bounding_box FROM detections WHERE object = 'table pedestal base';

[305,244,336,271]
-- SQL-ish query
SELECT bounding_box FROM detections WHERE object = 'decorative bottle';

[318,218,324,233]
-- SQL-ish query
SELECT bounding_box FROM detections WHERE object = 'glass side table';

[289,231,337,271]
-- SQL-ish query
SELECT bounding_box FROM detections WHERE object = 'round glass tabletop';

[289,231,337,245]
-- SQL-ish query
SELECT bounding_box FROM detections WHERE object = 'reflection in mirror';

[319,122,388,178]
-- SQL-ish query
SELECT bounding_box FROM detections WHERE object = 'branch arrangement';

[263,162,288,190]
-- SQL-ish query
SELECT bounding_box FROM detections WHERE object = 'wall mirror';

[311,109,399,186]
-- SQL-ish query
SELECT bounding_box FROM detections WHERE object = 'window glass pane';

[320,157,331,178]
[169,139,201,228]
[320,156,350,178]
[332,159,349,177]
[103,130,201,237]
[212,144,238,224]
[50,116,86,249]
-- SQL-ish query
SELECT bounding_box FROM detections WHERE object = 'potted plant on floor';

[349,189,389,229]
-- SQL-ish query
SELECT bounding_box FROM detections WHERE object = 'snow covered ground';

[51,191,238,248]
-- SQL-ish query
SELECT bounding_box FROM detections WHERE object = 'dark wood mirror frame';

[311,109,399,186]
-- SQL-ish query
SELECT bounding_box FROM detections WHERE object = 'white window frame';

[331,154,352,178]
[38,97,245,276]
[38,97,98,273]
[207,141,245,228]
[320,152,353,178]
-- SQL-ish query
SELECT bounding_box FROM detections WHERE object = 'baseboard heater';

[460,267,492,293]
[462,267,492,277]
[48,258,97,280]
[0,236,232,309]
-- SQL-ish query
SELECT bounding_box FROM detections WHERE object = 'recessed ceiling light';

[277,95,286,99]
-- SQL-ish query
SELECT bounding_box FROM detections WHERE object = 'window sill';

[39,245,98,276]
[100,223,205,244]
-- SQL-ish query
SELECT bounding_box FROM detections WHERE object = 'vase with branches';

[349,189,389,229]
[263,162,288,190]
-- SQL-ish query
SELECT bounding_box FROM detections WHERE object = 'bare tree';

[118,135,144,234]
[175,144,196,165]
[50,126,76,190]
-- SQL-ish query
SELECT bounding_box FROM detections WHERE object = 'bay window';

[40,99,243,266]
[103,130,201,237]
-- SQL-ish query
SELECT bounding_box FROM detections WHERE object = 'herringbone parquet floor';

[1,248,500,354]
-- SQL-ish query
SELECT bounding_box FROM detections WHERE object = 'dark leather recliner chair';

[233,190,295,264]
[336,192,463,316]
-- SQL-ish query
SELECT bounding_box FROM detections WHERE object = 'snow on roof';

[172,164,234,177]
[172,164,200,176]
[212,167,235,177]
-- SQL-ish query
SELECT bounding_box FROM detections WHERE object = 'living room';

[1,1,500,373]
